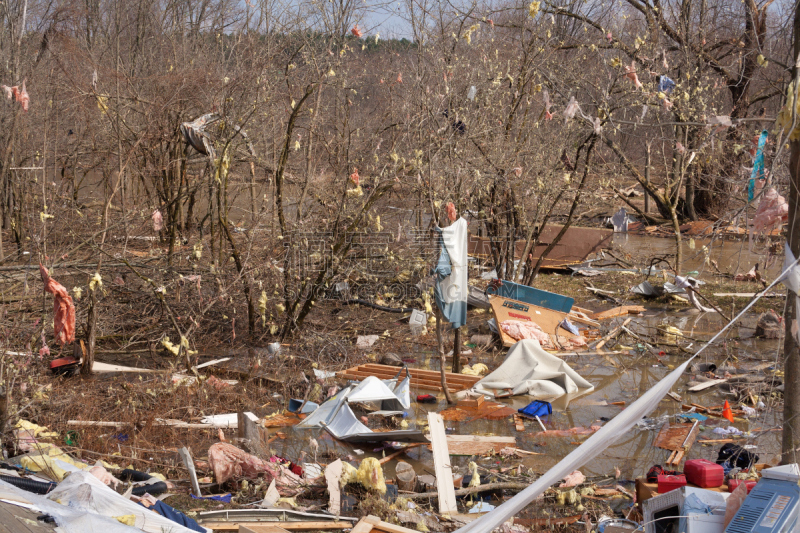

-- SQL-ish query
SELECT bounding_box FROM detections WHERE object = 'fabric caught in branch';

[748,130,768,202]
[39,264,76,346]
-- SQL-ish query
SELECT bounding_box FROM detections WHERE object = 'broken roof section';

[297,368,424,443]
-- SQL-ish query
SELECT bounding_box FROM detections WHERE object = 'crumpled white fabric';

[473,339,593,398]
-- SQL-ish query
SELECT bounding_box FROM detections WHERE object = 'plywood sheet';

[489,295,575,348]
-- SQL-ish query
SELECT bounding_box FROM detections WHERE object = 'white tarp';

[17,470,204,533]
[0,476,142,533]
[473,339,593,398]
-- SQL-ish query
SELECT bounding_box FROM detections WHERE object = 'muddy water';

[265,309,783,489]
[612,233,783,277]
[257,232,788,498]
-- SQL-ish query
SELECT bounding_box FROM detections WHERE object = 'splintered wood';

[337,363,480,392]
[439,399,516,422]
[654,422,700,467]
[591,305,646,320]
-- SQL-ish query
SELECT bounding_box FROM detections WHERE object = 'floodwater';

[264,308,784,500]
[250,231,787,509]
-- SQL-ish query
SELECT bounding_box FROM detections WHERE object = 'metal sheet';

[347,376,400,403]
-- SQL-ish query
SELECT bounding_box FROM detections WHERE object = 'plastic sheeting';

[473,339,593,398]
[455,357,693,533]
[753,187,788,232]
[46,471,205,533]
[434,217,469,329]
[0,475,151,533]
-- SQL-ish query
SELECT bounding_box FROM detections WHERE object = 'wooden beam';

[427,412,457,515]
[202,521,354,531]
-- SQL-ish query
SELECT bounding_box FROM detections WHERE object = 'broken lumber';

[427,412,457,515]
[592,306,646,320]
[202,522,353,531]
[687,379,727,392]
[338,363,479,392]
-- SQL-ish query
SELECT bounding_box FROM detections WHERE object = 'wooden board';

[653,423,695,450]
[0,501,58,533]
[202,522,353,532]
[427,412,458,514]
[591,306,646,320]
[338,364,480,393]
[439,400,516,422]
[688,379,727,392]
[428,435,516,456]
[241,526,291,533]
[489,295,575,348]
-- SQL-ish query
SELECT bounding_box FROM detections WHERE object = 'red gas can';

[657,474,687,493]
[727,479,758,493]
[684,459,725,488]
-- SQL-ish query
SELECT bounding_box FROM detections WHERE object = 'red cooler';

[684,459,724,488]
[657,474,687,493]
[727,479,758,493]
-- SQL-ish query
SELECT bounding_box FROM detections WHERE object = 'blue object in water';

[519,400,553,418]
[678,412,708,422]
[486,279,574,313]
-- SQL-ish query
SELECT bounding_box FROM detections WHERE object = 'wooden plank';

[343,370,474,388]
[202,522,353,532]
[0,502,56,533]
[514,414,525,432]
[371,520,425,533]
[428,435,516,456]
[240,526,291,533]
[427,412,457,515]
[359,364,479,384]
[351,516,380,533]
[688,379,727,392]
[339,365,479,384]
[591,305,646,321]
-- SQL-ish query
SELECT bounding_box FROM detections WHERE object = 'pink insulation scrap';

[208,442,302,490]
[500,319,552,347]
[39,264,76,345]
[753,187,788,232]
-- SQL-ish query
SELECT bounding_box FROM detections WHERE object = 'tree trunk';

[452,327,461,374]
[436,307,455,404]
[781,4,800,465]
